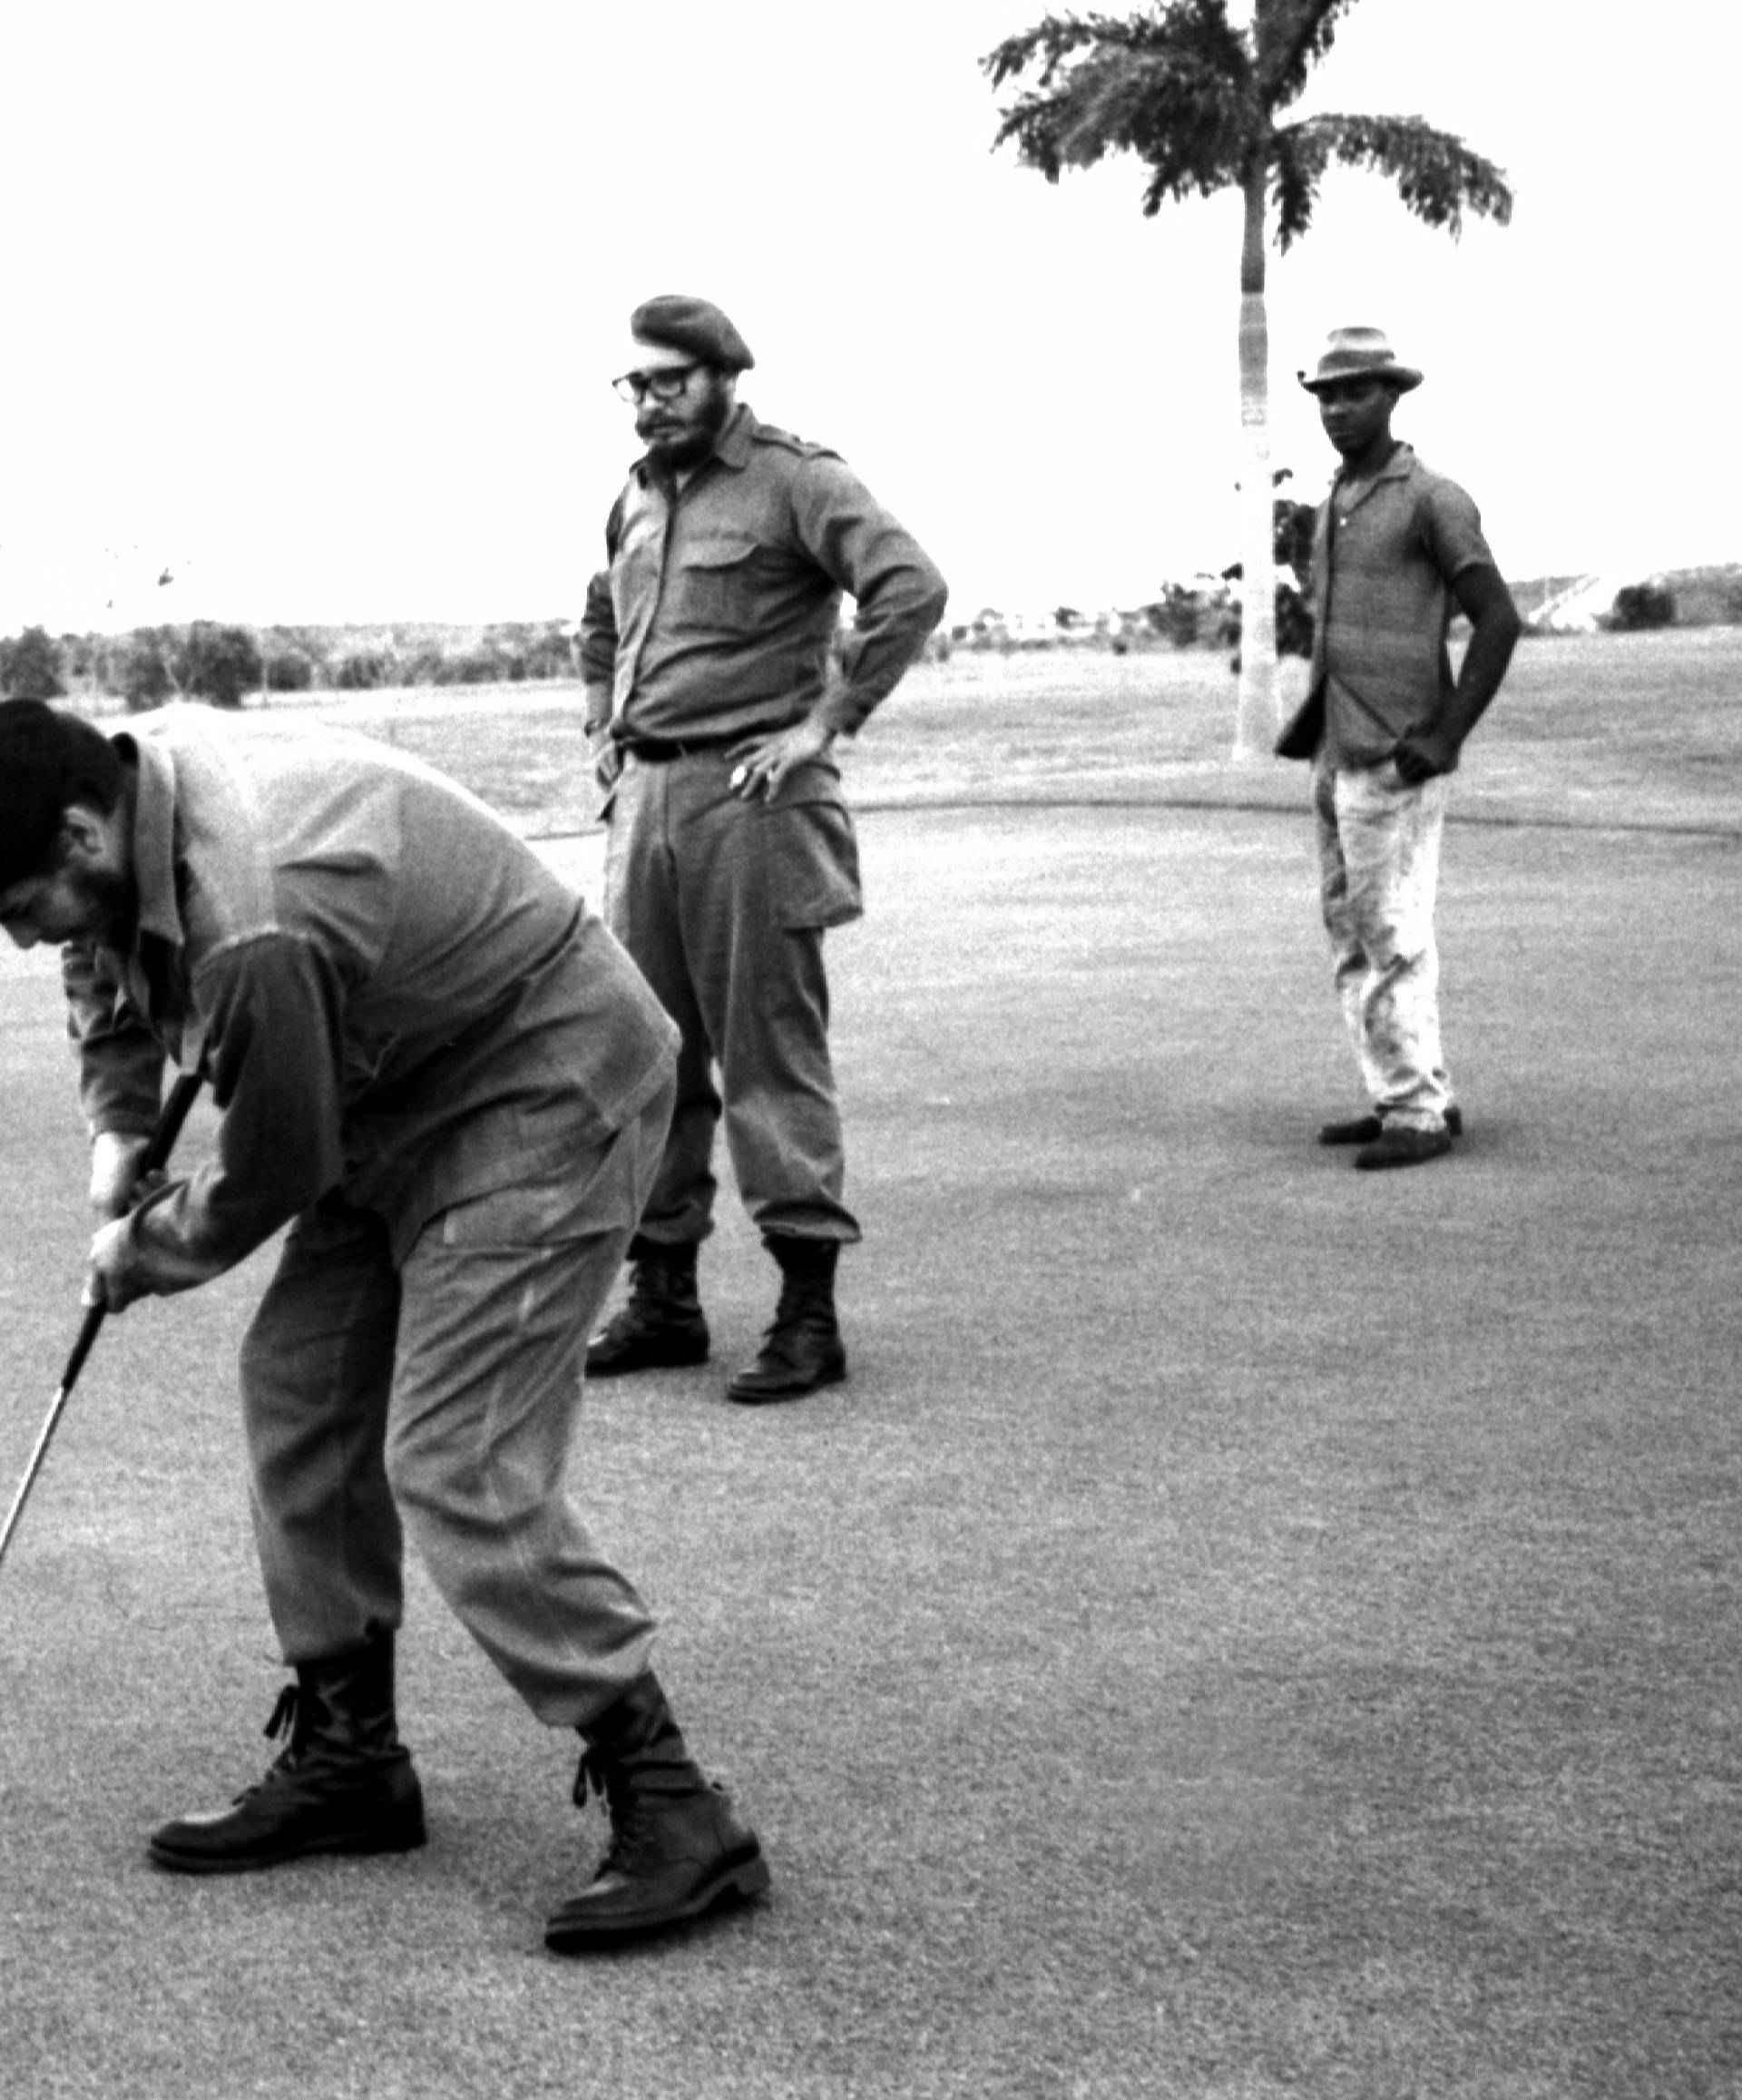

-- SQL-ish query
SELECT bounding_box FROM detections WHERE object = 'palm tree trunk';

[1234,152,1277,761]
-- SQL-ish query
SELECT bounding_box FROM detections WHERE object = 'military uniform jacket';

[64,707,678,1297]
[579,404,947,749]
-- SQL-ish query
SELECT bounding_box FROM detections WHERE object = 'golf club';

[0,1069,203,1572]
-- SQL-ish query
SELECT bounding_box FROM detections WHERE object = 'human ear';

[57,805,108,864]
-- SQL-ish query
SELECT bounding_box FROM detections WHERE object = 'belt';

[613,734,736,763]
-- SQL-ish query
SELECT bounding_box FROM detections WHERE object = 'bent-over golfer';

[581,294,947,1402]
[1277,327,1522,1171]
[0,698,768,1953]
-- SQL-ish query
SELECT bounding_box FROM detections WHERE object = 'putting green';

[1,794,1736,2098]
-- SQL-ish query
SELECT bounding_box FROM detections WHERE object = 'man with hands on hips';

[581,295,947,1403]
[1276,327,1522,1172]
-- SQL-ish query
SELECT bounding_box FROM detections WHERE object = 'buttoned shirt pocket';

[767,771,864,931]
[671,531,768,634]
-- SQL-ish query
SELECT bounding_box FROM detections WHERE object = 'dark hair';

[0,701,127,890]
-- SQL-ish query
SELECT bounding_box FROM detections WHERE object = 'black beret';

[630,295,755,375]
[0,699,71,890]
[0,700,121,891]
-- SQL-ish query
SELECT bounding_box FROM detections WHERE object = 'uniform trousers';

[237,1081,672,1728]
[1313,754,1454,1133]
[602,749,863,1248]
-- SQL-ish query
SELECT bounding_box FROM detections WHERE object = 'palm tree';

[984,0,1512,756]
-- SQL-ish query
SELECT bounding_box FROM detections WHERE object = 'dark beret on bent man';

[630,295,756,374]
[0,698,122,889]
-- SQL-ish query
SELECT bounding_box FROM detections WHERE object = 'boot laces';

[572,1748,661,1874]
[230,1682,307,1803]
[628,1247,695,1310]
[572,1746,609,1813]
[264,1683,302,1747]
[629,1255,669,1302]
[756,1280,834,1353]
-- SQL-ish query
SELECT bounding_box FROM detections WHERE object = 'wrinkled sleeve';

[577,494,628,702]
[578,569,618,704]
[63,941,167,1143]
[788,457,948,736]
[1420,478,1495,584]
[116,932,350,1298]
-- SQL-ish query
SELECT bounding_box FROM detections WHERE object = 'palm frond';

[1280,113,1514,244]
[984,14,1117,93]
[1255,0,1361,110]
[1268,122,1331,247]
[986,4,1250,198]
[984,0,1248,88]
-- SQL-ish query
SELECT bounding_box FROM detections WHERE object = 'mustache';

[641,389,729,436]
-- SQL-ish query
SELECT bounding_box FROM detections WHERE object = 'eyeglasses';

[612,362,704,405]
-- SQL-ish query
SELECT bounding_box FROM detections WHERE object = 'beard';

[71,862,139,951]
[640,376,733,471]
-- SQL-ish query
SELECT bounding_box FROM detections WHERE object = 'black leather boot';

[148,1632,426,1874]
[1320,1104,1463,1146]
[543,1670,769,1953]
[726,1236,847,1406]
[585,1235,710,1377]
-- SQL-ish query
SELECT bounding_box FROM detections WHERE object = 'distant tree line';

[0,626,66,700]
[1,620,582,711]
[1603,583,1677,633]
[4,569,1731,712]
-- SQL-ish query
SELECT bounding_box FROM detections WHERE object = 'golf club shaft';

[51,1070,203,1393]
[0,1070,204,1571]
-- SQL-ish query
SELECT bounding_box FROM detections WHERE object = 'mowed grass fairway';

[1,633,1738,2099]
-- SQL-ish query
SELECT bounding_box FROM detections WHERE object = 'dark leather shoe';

[727,1324,847,1405]
[544,1781,769,1952]
[149,1644,426,1874]
[149,1750,426,1874]
[1321,1105,1462,1146]
[726,1236,847,1406]
[586,1305,710,1377]
[1354,1125,1454,1171]
[586,1239,709,1377]
[545,1671,769,1953]
[1319,1113,1385,1145]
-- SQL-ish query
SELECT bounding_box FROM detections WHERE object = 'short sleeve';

[1419,476,1497,584]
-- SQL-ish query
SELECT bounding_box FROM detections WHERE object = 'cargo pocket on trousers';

[770,788,864,931]
[438,1175,590,1249]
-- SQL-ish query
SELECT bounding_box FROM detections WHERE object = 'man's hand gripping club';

[83,1124,177,1315]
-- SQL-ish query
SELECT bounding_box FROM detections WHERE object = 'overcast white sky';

[0,0,1732,632]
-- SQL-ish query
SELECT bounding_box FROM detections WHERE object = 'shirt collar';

[714,402,756,469]
[118,729,183,951]
[1334,440,1414,493]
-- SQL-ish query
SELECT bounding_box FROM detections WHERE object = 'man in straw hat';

[1277,327,1522,1170]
